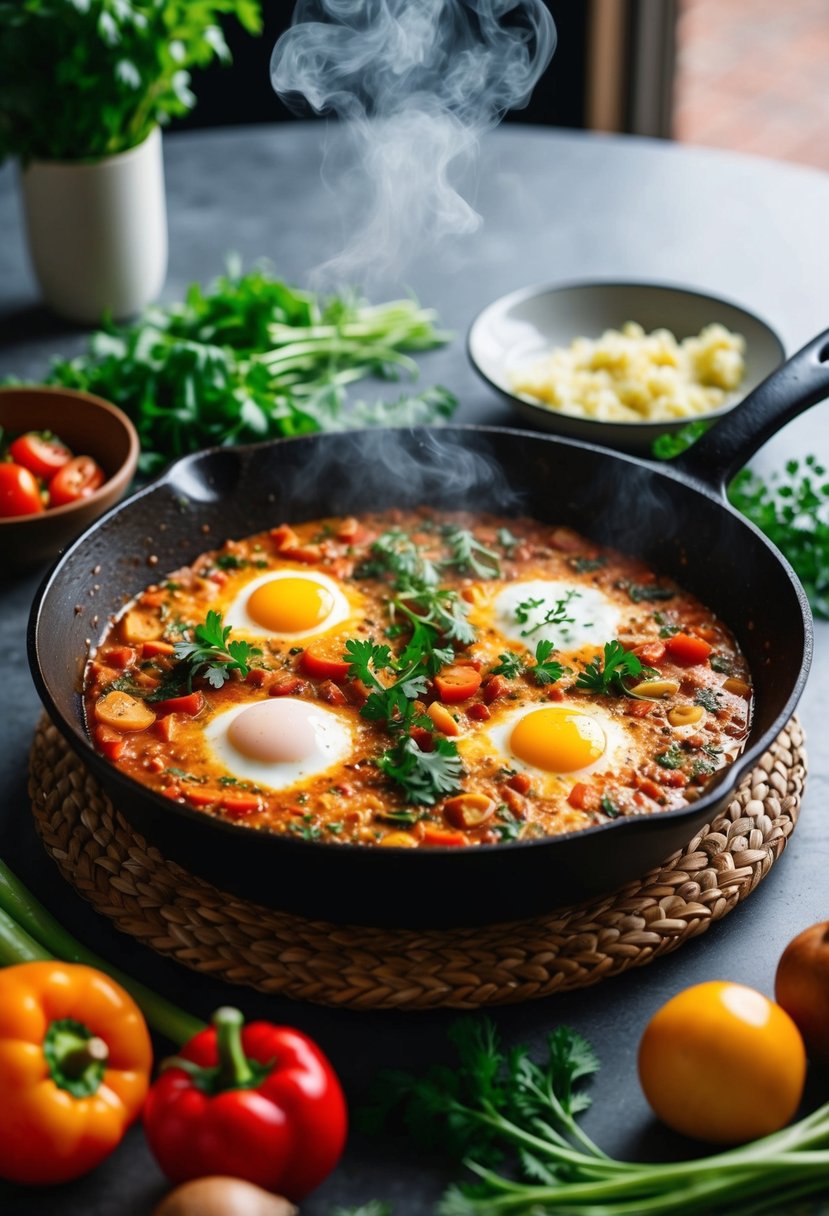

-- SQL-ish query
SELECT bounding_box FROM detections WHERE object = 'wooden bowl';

[0,386,139,567]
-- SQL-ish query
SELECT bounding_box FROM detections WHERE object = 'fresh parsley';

[492,642,567,687]
[729,456,829,620]
[361,1018,829,1214]
[575,640,653,696]
[516,589,579,638]
[569,555,608,573]
[378,736,463,806]
[441,526,501,578]
[656,743,685,770]
[623,582,676,604]
[695,688,722,712]
[34,268,455,474]
[173,610,260,689]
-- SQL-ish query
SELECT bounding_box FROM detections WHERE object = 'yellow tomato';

[638,981,806,1144]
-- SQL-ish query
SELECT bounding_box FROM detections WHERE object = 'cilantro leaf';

[173,610,260,688]
[492,651,524,679]
[575,640,652,696]
[531,640,568,686]
[378,736,464,804]
[441,526,501,578]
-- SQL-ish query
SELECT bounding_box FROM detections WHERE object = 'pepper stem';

[44,1019,109,1098]
[213,1006,255,1090]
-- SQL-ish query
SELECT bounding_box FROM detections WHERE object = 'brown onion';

[153,1176,298,1216]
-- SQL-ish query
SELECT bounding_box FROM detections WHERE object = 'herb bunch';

[0,0,261,164]
[363,1018,829,1216]
[654,429,829,621]
[37,266,456,473]
[492,641,568,687]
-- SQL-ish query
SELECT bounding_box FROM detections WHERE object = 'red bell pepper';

[143,1007,347,1201]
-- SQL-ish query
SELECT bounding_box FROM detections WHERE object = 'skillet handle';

[672,328,829,495]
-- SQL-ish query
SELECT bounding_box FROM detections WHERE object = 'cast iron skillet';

[29,331,829,927]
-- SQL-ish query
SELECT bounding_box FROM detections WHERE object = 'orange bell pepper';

[0,961,152,1185]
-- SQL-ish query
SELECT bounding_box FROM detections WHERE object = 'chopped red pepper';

[143,1007,347,1201]
[154,692,204,718]
[665,632,713,665]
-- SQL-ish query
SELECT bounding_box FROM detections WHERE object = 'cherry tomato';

[300,637,351,682]
[48,455,105,507]
[638,981,806,1144]
[434,665,482,703]
[8,431,72,480]
[0,463,45,517]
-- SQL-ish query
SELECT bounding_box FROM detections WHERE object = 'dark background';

[172,1,588,133]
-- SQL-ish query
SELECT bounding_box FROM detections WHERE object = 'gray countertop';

[0,122,828,1215]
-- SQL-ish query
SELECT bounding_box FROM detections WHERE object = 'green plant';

[0,0,262,164]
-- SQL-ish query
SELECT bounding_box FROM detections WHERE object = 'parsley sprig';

[362,1018,829,1215]
[575,640,654,696]
[344,638,464,805]
[173,610,260,689]
[441,526,501,578]
[515,589,579,639]
[492,641,569,687]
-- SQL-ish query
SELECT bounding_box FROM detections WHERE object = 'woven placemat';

[29,714,805,1010]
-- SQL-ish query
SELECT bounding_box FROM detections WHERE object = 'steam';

[271,0,556,284]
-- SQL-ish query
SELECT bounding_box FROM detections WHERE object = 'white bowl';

[468,280,785,454]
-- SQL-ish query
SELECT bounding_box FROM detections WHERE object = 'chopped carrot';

[420,825,469,847]
[301,639,351,682]
[106,646,137,670]
[222,793,263,818]
[508,772,532,795]
[95,725,125,761]
[567,782,601,812]
[427,702,461,736]
[142,640,175,658]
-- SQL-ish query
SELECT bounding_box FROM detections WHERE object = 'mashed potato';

[511,322,746,423]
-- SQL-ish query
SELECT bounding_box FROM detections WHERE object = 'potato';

[153,1177,298,1216]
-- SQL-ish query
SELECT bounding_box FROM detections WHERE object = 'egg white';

[490,580,620,653]
[222,569,354,642]
[203,698,353,791]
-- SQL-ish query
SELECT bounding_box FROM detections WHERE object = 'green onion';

[0,860,204,1044]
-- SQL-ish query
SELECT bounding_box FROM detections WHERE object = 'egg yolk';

[246,576,334,634]
[510,706,606,773]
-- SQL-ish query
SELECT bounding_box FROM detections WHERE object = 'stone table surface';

[0,122,828,1215]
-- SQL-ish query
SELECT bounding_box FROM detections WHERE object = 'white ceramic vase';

[20,126,168,324]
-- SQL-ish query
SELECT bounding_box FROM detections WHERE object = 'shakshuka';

[83,510,753,848]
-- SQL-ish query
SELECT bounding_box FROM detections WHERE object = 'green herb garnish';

[655,744,685,770]
[623,582,676,604]
[695,688,722,712]
[575,640,652,696]
[361,1018,829,1214]
[516,589,579,638]
[377,736,463,806]
[173,610,260,689]
[569,555,607,573]
[492,642,567,687]
[441,526,501,578]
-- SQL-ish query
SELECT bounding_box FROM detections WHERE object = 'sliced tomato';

[0,463,45,517]
[9,431,72,480]
[48,455,105,507]
[301,638,351,682]
[434,665,482,704]
[665,632,713,666]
